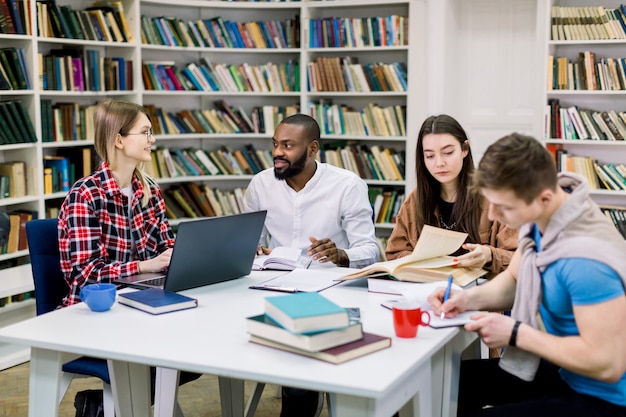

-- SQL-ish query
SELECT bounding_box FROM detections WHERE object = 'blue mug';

[79,283,117,312]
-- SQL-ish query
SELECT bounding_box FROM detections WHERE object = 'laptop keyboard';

[140,276,165,287]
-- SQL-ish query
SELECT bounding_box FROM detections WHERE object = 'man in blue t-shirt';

[429,133,626,416]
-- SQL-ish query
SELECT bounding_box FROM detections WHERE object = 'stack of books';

[247,292,391,364]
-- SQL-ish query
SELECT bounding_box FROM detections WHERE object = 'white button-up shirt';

[244,161,379,269]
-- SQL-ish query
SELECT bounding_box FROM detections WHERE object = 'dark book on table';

[117,288,198,315]
[249,332,391,364]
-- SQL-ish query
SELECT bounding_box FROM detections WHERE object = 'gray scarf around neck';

[499,172,626,381]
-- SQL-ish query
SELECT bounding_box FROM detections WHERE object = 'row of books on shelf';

[369,187,404,225]
[248,292,390,364]
[141,14,299,49]
[550,5,626,41]
[41,100,97,142]
[145,102,299,135]
[0,99,37,144]
[163,183,246,220]
[309,101,406,137]
[149,144,272,179]
[0,161,26,198]
[556,150,626,191]
[0,0,30,35]
[548,52,626,91]
[37,0,132,42]
[0,291,34,308]
[545,99,626,141]
[601,205,626,240]
[40,100,298,142]
[41,49,132,92]
[308,15,408,48]
[307,57,407,93]
[0,47,31,90]
[39,99,404,143]
[0,209,35,254]
[318,143,405,182]
[142,58,298,92]
[151,139,405,183]
[43,149,99,194]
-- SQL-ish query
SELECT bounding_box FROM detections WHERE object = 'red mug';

[392,302,431,338]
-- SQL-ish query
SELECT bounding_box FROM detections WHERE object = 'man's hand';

[464,312,518,349]
[308,236,349,267]
[256,245,271,256]
[428,286,468,318]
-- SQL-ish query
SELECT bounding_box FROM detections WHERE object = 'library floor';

[0,361,331,417]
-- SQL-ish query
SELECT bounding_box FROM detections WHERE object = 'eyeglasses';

[125,129,154,141]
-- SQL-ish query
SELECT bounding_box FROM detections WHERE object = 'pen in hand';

[441,274,453,319]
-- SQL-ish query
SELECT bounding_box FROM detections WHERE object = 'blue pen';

[441,274,453,319]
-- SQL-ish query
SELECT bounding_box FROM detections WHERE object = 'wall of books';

[541,0,626,239]
[0,0,426,369]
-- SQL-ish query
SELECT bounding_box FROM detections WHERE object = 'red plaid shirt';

[58,162,174,307]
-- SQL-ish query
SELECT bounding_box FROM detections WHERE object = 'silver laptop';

[117,210,267,292]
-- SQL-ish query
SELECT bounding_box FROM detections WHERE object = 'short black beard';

[274,148,308,180]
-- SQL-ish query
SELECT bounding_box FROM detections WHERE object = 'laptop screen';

[163,210,267,292]
[117,210,267,292]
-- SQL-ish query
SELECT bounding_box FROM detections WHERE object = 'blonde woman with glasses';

[58,99,172,307]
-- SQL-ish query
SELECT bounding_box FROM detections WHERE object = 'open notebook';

[117,211,266,292]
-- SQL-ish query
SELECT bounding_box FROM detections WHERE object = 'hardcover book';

[246,314,363,352]
[249,332,391,364]
[0,161,26,197]
[337,225,487,287]
[118,288,198,315]
[264,292,349,334]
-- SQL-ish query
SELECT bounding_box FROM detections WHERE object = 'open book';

[252,246,312,271]
[337,225,487,287]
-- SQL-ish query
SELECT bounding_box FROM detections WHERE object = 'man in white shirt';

[243,113,379,269]
[243,114,379,417]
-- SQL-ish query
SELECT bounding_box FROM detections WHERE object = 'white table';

[0,270,476,417]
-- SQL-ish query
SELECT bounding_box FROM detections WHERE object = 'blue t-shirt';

[533,225,626,405]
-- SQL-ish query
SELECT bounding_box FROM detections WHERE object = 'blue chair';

[26,218,116,417]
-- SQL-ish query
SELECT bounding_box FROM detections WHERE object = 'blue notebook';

[118,288,198,315]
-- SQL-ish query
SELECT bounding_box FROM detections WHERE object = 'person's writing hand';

[427,286,467,318]
[138,248,173,273]
[464,313,518,349]
[453,243,492,269]
[308,236,349,267]
[256,245,271,256]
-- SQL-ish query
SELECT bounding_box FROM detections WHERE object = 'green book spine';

[0,102,21,143]
[13,100,37,142]
[0,48,19,89]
